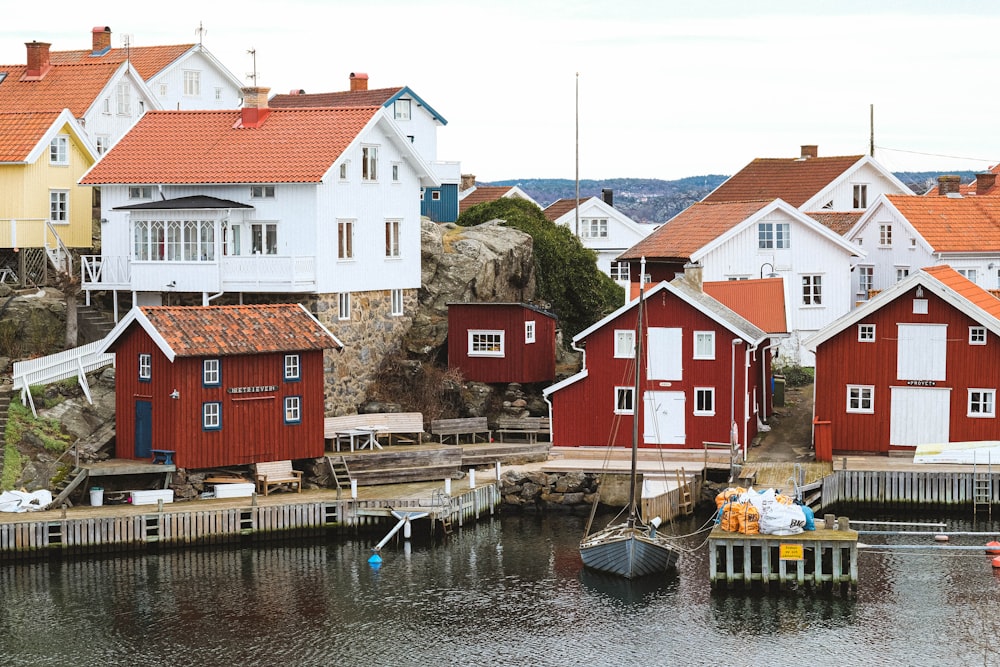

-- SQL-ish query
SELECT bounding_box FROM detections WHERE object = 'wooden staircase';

[45,466,89,510]
[675,468,694,516]
[76,305,116,344]
[325,455,352,498]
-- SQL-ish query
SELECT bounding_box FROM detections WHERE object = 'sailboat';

[579,260,682,579]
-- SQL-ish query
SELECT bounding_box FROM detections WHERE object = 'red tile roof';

[0,62,124,115]
[704,155,863,207]
[140,304,341,356]
[48,45,193,81]
[924,265,1000,320]
[270,87,403,109]
[886,195,1000,252]
[618,200,770,261]
[81,106,379,184]
[703,278,788,334]
[0,110,64,161]
[543,198,587,222]
[807,211,863,236]
[459,186,521,213]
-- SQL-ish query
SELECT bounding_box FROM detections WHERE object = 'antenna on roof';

[196,21,207,46]
[120,33,133,62]
[246,47,258,86]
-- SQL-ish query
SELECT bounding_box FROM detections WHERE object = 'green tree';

[457,197,623,342]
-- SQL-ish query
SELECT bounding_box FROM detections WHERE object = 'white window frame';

[614,386,635,415]
[970,326,987,345]
[385,220,401,258]
[362,145,378,181]
[393,99,411,120]
[183,70,201,96]
[846,385,874,414]
[116,82,131,115]
[284,396,302,424]
[878,223,892,246]
[968,389,996,418]
[49,190,69,223]
[203,402,221,430]
[49,135,68,165]
[694,387,715,416]
[338,293,351,321]
[468,330,505,357]
[338,219,354,260]
[758,221,790,249]
[95,135,109,155]
[693,331,715,360]
[138,353,151,381]
[896,266,910,282]
[392,163,400,182]
[339,162,349,180]
[858,324,876,343]
[250,222,277,255]
[525,320,536,344]
[203,358,220,386]
[858,266,873,298]
[431,191,441,201]
[214,87,222,101]
[802,274,823,306]
[129,186,153,199]
[251,185,275,198]
[853,183,868,209]
[284,354,300,381]
[610,261,630,282]
[390,289,403,316]
[158,82,168,96]
[958,268,978,283]
[614,330,636,359]
[581,218,608,239]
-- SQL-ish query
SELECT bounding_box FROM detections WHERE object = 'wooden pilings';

[821,470,999,510]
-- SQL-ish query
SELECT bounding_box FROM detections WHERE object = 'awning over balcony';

[113,196,253,211]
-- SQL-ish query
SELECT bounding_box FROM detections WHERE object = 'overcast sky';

[3,1,999,182]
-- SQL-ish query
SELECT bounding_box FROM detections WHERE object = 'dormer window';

[393,99,411,120]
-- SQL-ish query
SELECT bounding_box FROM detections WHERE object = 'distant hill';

[486,171,979,224]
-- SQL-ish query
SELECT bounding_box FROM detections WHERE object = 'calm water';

[1,510,999,666]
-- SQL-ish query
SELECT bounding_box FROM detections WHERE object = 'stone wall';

[500,469,598,513]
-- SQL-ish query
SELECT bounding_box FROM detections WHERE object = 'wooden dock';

[708,523,858,592]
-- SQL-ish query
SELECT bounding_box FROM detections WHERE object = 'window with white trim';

[392,163,400,182]
[958,268,978,283]
[614,330,635,358]
[129,186,153,199]
[362,145,378,181]
[385,220,400,257]
[614,386,634,415]
[158,82,168,96]
[581,218,608,239]
[970,326,987,345]
[468,330,504,357]
[250,222,277,255]
[338,220,354,259]
[138,353,151,381]
[969,389,996,418]
[95,135,109,155]
[610,261,630,282]
[284,354,300,381]
[183,70,201,96]
[338,293,351,320]
[802,275,822,305]
[846,385,874,413]
[896,267,910,282]
[49,191,69,223]
[879,224,892,246]
[758,222,790,249]
[339,162,348,180]
[251,185,275,198]
[49,135,68,164]
[525,320,536,344]
[858,266,873,297]
[694,387,715,416]
[693,331,715,359]
[116,82,131,115]
[284,396,302,424]
[215,87,222,101]
[102,97,111,114]
[432,191,440,201]
[203,402,221,430]
[203,359,220,386]
[858,324,875,342]
[853,184,868,209]
[393,99,411,120]
[390,289,403,316]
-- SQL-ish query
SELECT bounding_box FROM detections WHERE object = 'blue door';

[135,400,152,459]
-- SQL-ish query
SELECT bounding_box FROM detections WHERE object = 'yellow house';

[0,108,97,281]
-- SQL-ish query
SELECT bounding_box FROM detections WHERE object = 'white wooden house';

[79,86,439,314]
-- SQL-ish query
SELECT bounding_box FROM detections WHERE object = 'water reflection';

[579,567,679,607]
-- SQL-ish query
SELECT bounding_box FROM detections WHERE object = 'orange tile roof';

[618,200,770,261]
[49,45,193,80]
[806,211,863,236]
[0,110,63,161]
[140,304,341,356]
[923,265,1000,320]
[459,186,520,213]
[0,62,123,115]
[886,194,1000,252]
[81,106,379,184]
[703,155,863,207]
[543,198,587,221]
[703,277,787,334]
[270,87,403,109]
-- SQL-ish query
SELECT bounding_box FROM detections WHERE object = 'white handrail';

[12,340,114,417]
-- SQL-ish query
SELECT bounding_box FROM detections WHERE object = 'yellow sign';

[779,544,804,561]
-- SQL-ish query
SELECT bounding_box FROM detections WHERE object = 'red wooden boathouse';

[807,265,1000,460]
[98,304,342,469]
[447,303,557,383]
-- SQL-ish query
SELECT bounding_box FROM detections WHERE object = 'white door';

[643,391,686,445]
[897,324,947,380]
[647,327,682,380]
[890,386,950,446]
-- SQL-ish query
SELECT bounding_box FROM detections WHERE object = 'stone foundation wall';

[500,469,599,512]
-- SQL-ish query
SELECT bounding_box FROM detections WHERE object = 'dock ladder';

[973,454,992,517]
[326,456,352,499]
[675,468,694,516]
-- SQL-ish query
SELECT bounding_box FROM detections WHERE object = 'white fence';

[12,340,114,416]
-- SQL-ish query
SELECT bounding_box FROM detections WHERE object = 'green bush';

[774,363,814,388]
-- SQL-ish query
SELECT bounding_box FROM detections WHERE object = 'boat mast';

[628,258,646,527]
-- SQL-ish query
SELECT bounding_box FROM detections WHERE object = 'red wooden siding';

[112,326,325,468]
[448,304,557,383]
[548,290,765,450]
[813,285,1000,455]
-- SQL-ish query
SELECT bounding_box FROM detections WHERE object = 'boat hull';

[580,524,680,579]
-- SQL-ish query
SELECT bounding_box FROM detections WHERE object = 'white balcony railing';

[81,254,317,293]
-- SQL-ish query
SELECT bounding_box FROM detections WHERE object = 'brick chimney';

[460,174,476,191]
[239,86,271,128]
[602,188,614,207]
[975,172,997,195]
[23,41,52,80]
[800,145,818,159]
[350,72,369,92]
[92,26,111,55]
[937,175,961,196]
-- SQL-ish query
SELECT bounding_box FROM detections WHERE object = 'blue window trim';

[284,353,301,382]
[203,358,222,387]
[138,353,152,383]
[202,401,222,431]
[284,395,302,425]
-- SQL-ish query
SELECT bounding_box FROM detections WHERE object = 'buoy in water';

[934,534,949,542]
[992,556,1000,569]
[986,541,1000,554]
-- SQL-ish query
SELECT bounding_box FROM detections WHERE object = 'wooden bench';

[430,417,492,445]
[151,449,175,465]
[496,416,550,443]
[254,460,303,496]
[324,412,425,449]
